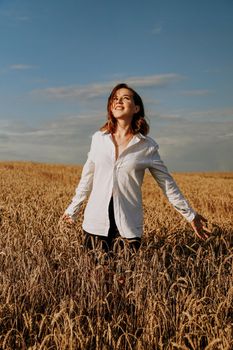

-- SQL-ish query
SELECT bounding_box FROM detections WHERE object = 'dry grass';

[0,161,232,350]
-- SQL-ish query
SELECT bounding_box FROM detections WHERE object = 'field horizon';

[0,161,232,349]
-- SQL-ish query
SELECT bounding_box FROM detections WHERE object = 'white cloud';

[127,74,182,87]
[203,68,221,74]
[152,119,233,171]
[0,112,105,164]
[150,107,233,124]
[187,107,233,121]
[152,25,162,35]
[9,64,37,70]
[0,9,31,23]
[217,132,233,140]
[31,74,184,100]
[16,16,30,22]
[1,108,233,171]
[180,89,212,96]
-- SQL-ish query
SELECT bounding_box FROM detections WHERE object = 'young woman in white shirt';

[62,83,210,252]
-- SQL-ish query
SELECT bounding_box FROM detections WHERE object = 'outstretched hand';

[191,214,211,240]
[60,213,75,226]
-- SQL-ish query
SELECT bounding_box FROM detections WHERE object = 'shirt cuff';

[185,210,196,222]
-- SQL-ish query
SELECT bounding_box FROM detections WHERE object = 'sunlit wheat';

[0,162,232,349]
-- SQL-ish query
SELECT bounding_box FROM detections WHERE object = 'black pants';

[83,197,141,253]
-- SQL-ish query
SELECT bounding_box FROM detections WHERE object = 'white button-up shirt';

[65,130,196,238]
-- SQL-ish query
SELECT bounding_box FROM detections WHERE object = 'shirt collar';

[101,130,146,139]
[136,133,146,139]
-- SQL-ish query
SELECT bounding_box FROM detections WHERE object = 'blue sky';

[0,0,233,171]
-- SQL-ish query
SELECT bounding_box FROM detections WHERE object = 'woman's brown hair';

[100,83,150,135]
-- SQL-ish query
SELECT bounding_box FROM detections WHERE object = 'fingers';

[198,216,212,236]
[193,228,206,241]
[191,214,211,240]
[194,227,209,241]
[201,228,210,240]
[203,226,212,234]
[60,213,75,226]
[193,225,208,240]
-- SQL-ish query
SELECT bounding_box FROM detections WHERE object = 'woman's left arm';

[148,146,211,240]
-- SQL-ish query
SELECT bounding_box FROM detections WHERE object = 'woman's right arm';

[62,135,96,222]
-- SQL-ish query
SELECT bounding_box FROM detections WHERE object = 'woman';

[62,83,210,252]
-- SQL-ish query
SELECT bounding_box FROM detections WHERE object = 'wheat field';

[0,161,232,350]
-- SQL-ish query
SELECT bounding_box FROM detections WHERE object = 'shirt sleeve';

[148,145,196,222]
[64,135,95,220]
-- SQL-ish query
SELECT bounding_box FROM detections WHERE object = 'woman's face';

[110,88,139,121]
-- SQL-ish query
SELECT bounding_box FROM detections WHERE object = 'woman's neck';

[114,122,132,137]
